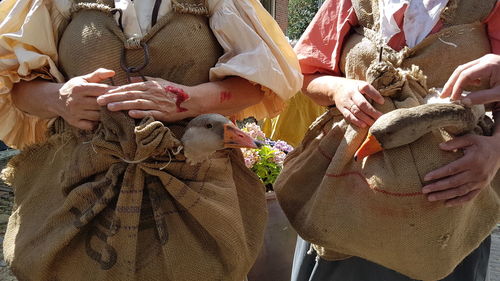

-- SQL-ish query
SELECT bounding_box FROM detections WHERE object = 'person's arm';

[293,0,385,128]
[441,54,500,103]
[422,54,500,207]
[95,76,264,122]
[422,114,500,207]
[12,68,115,130]
[303,74,384,128]
[11,80,64,119]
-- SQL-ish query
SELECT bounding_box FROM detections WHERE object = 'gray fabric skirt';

[291,236,491,281]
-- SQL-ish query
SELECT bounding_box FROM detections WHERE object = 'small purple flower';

[266,139,276,146]
[274,140,294,153]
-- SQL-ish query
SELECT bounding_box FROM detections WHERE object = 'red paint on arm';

[219,91,232,103]
[165,85,189,112]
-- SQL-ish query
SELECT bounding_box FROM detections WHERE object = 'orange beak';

[354,133,383,161]
[223,123,262,149]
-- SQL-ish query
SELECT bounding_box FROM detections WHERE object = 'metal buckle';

[120,42,150,83]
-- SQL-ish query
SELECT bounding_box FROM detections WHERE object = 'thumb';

[439,135,474,151]
[82,68,115,83]
[464,86,500,105]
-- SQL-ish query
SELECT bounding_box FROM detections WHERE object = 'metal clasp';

[120,42,150,83]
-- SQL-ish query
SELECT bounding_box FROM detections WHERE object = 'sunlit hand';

[96,77,196,122]
[334,79,385,128]
[55,68,115,130]
[422,134,500,207]
[441,54,500,104]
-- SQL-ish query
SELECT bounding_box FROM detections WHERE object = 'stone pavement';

[491,226,500,281]
[0,149,498,280]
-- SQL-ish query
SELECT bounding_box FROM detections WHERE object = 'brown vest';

[341,0,496,90]
[58,0,223,86]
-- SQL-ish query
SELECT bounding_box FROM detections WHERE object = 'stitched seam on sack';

[317,145,333,161]
[325,172,423,197]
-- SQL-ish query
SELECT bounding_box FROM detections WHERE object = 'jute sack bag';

[274,17,500,281]
[2,109,267,281]
[1,0,268,279]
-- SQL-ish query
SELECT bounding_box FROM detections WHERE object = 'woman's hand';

[54,68,115,130]
[96,77,197,122]
[333,79,385,128]
[441,54,500,104]
[422,134,500,207]
[427,54,500,207]
[11,68,115,131]
[302,75,384,128]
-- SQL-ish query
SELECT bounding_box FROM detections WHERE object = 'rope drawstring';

[83,141,183,168]
[159,145,184,170]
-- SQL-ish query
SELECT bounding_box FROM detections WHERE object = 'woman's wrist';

[164,84,204,118]
[180,78,263,117]
[46,84,65,118]
[303,74,339,106]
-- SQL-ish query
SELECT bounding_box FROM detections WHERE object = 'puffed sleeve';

[0,0,67,149]
[208,0,303,120]
[294,0,357,76]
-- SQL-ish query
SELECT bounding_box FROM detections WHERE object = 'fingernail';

[428,195,437,202]
[108,103,116,110]
[439,142,448,149]
[424,174,433,181]
[422,187,430,193]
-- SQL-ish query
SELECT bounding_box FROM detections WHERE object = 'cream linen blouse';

[0,0,302,148]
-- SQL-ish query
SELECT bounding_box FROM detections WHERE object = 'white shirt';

[114,0,171,39]
[379,0,449,47]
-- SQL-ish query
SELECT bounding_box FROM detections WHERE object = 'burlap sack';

[275,70,500,280]
[275,16,500,280]
[2,109,267,281]
[276,1,500,278]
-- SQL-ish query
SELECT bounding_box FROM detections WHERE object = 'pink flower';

[243,123,266,140]
[242,148,260,168]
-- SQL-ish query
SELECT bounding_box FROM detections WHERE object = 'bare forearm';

[187,77,265,116]
[11,79,63,119]
[302,74,337,106]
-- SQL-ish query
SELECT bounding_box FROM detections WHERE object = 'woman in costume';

[275,0,500,280]
[0,0,302,280]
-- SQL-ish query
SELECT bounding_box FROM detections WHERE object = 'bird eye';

[206,123,213,129]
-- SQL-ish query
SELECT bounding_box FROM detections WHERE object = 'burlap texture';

[275,2,500,280]
[2,109,267,281]
[2,1,266,279]
[59,0,222,86]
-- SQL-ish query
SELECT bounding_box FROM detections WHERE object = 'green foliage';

[251,146,282,187]
[287,0,320,40]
